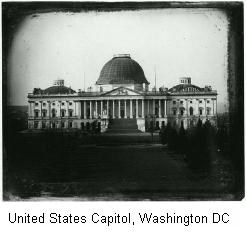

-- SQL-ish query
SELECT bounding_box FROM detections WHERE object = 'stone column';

[130,99,133,118]
[142,99,144,118]
[136,100,138,118]
[124,100,127,118]
[215,99,217,115]
[118,100,121,118]
[147,99,150,115]
[101,100,103,116]
[165,100,167,116]
[84,101,87,119]
[95,100,98,118]
[186,99,188,116]
[153,99,155,115]
[47,101,50,118]
[66,101,69,117]
[89,101,92,119]
[107,100,109,117]
[204,99,207,116]
[158,99,161,118]
[112,100,115,118]
[78,101,81,119]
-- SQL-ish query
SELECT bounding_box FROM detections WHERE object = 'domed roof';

[43,86,75,95]
[96,54,149,85]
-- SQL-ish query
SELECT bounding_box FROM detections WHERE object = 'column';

[212,99,215,115]
[142,99,144,118]
[118,100,121,118]
[106,100,109,117]
[165,100,167,116]
[89,101,92,119]
[84,101,87,119]
[130,99,133,118]
[124,100,127,118]
[136,100,138,118]
[78,101,81,118]
[101,100,103,116]
[147,100,150,115]
[95,101,98,118]
[158,99,161,118]
[112,100,115,118]
[66,101,69,117]
[215,99,217,115]
[153,99,155,115]
[47,101,50,118]
[163,99,165,117]
[204,99,207,116]
[186,99,188,116]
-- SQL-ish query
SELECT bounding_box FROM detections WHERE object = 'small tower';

[179,77,191,85]
[53,79,64,86]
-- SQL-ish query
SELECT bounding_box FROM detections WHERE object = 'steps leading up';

[106,118,141,133]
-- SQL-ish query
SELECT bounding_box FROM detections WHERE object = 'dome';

[43,86,75,95]
[96,54,149,85]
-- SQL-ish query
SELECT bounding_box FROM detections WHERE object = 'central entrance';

[120,109,125,118]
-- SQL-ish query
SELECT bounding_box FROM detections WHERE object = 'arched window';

[34,110,39,118]
[199,108,203,115]
[51,109,56,118]
[61,109,66,117]
[42,110,47,117]
[180,108,184,116]
[189,107,193,116]
[69,109,73,117]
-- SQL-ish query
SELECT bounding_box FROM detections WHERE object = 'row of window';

[34,109,74,118]
[33,121,101,130]
[35,102,73,107]
[172,107,211,116]
[173,100,211,105]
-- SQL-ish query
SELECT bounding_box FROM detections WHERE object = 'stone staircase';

[106,118,141,133]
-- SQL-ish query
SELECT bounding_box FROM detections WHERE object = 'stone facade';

[28,78,217,132]
[27,55,217,132]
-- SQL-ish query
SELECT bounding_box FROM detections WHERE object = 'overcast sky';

[8,8,228,106]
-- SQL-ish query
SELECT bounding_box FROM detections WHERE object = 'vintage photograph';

[2,2,244,200]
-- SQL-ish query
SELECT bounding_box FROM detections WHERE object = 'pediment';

[102,87,141,96]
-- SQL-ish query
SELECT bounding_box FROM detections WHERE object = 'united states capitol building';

[27,54,217,132]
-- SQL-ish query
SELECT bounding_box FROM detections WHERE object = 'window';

[35,102,38,106]
[173,101,176,105]
[81,122,85,130]
[61,110,66,117]
[190,101,192,104]
[199,100,202,103]
[43,103,46,107]
[34,122,39,128]
[69,122,73,128]
[35,110,39,118]
[62,102,65,106]
[51,109,56,118]
[173,110,176,115]
[51,122,56,128]
[69,110,73,117]
[207,100,210,103]
[207,108,211,115]
[180,101,183,104]
[52,102,55,106]
[42,122,46,129]
[69,102,73,106]
[180,109,184,116]
[42,110,46,117]
[189,107,193,115]
[199,109,203,115]
[61,122,65,128]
